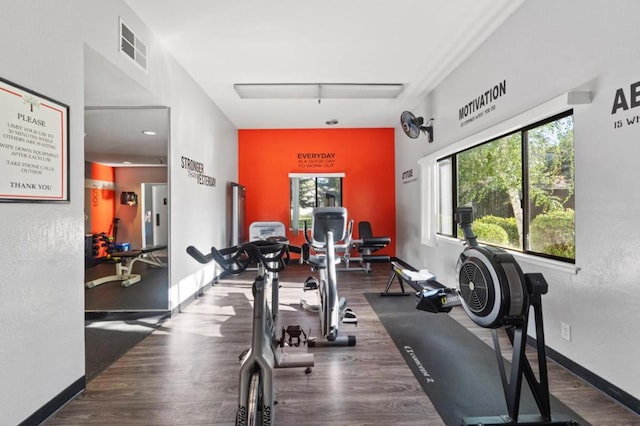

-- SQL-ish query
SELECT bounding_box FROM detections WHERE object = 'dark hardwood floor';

[85,256,169,312]
[46,263,639,425]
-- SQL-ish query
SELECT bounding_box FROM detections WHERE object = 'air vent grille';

[120,18,147,71]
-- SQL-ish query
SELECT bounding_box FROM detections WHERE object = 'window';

[290,173,343,232]
[438,110,574,262]
[437,157,454,236]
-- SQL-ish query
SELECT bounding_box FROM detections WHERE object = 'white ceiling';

[85,0,524,164]
[84,107,169,166]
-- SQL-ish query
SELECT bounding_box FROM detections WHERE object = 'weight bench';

[341,221,391,272]
[85,244,167,289]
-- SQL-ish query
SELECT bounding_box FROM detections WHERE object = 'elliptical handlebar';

[345,219,354,246]
[303,220,314,247]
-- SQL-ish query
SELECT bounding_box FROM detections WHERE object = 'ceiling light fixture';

[141,130,156,136]
[234,83,404,100]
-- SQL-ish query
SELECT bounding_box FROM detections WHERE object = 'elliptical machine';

[300,207,357,347]
[416,207,576,426]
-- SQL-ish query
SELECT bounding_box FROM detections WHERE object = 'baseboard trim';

[20,376,85,426]
[527,336,639,415]
[85,310,169,321]
[171,272,227,316]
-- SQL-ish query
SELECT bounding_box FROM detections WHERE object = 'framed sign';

[0,77,69,202]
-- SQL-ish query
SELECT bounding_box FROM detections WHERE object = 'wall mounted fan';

[400,111,433,142]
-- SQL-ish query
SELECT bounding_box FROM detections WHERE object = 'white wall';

[0,3,85,424]
[73,1,238,310]
[75,0,238,309]
[395,0,640,400]
[0,1,237,423]
[167,77,237,310]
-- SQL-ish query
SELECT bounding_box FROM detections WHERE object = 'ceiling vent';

[119,18,147,71]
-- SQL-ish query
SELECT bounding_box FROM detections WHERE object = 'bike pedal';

[282,325,308,347]
[342,308,358,326]
[303,276,318,291]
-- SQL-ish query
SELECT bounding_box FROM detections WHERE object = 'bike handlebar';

[210,245,252,274]
[186,245,213,264]
[188,239,299,275]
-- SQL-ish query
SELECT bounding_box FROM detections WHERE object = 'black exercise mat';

[84,315,165,382]
[365,293,587,426]
[85,261,169,311]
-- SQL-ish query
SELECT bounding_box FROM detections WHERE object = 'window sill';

[435,235,579,275]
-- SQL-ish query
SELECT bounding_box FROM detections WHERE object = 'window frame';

[439,109,574,263]
[289,172,345,232]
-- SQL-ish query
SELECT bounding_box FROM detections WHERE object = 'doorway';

[83,108,170,313]
[82,45,171,383]
[142,182,168,247]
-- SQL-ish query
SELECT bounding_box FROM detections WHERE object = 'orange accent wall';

[239,128,396,255]
[89,163,115,235]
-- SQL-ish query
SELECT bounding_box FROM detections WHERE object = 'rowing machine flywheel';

[456,245,528,328]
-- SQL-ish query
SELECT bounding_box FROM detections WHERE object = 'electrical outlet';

[561,322,571,341]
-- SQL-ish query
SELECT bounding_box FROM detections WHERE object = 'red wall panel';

[238,128,396,255]
[89,162,115,235]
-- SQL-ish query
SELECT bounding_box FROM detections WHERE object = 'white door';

[152,184,168,246]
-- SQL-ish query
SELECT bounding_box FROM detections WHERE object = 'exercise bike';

[187,239,314,426]
[300,207,357,347]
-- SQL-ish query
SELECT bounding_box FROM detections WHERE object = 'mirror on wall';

[83,107,169,313]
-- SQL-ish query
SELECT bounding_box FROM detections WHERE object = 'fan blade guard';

[400,111,422,139]
[456,246,528,328]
